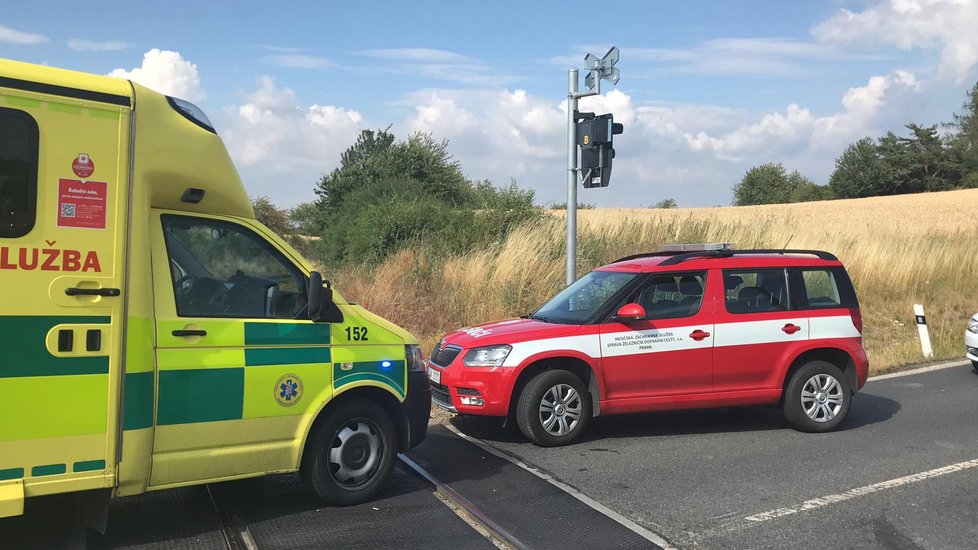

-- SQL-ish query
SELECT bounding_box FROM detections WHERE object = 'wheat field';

[335,188,978,373]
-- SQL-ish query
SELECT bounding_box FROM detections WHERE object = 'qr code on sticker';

[61,203,76,218]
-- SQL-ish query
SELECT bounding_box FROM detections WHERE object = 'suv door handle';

[689,329,711,341]
[782,323,801,335]
[66,287,121,297]
[172,329,207,337]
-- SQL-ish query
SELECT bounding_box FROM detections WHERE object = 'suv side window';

[633,271,707,320]
[161,215,307,319]
[791,267,858,309]
[0,108,39,238]
[723,269,790,314]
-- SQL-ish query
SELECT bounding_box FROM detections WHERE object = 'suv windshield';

[532,271,637,324]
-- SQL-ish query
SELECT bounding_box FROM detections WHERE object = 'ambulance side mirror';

[615,303,646,322]
[308,271,343,323]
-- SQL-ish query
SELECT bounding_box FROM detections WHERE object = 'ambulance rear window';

[0,108,39,238]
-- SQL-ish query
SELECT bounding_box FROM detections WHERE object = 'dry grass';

[334,189,978,373]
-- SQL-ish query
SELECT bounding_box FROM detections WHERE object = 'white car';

[967,313,978,372]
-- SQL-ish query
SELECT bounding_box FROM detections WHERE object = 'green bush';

[308,130,540,266]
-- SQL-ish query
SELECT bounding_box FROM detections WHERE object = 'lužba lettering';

[0,246,101,272]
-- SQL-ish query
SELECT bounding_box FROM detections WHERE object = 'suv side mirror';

[615,303,647,322]
[308,271,343,323]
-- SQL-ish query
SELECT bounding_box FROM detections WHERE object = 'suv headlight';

[463,345,512,367]
[405,345,426,372]
[968,317,978,334]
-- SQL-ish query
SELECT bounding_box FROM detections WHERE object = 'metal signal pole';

[565,48,620,286]
[566,68,580,286]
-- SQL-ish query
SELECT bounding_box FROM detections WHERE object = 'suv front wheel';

[516,370,591,447]
[783,360,852,432]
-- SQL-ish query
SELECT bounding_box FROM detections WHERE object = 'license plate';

[427,366,441,384]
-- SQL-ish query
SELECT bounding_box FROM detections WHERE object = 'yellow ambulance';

[0,58,431,519]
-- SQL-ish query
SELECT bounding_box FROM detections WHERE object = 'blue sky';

[3,1,977,207]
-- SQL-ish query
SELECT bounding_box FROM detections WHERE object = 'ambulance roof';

[0,58,132,107]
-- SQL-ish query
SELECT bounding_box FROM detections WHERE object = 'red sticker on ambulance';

[72,153,95,178]
[58,179,107,229]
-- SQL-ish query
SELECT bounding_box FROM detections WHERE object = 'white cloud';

[360,48,473,63]
[222,77,364,205]
[0,23,47,45]
[258,44,303,54]
[405,88,569,182]
[260,54,333,70]
[685,104,816,161]
[109,49,205,101]
[214,70,928,208]
[201,34,933,208]
[811,70,921,150]
[358,47,518,86]
[683,71,922,162]
[557,38,884,78]
[390,68,927,207]
[813,0,978,83]
[67,39,131,52]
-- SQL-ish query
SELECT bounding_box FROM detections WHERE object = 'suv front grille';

[429,344,462,368]
[430,381,454,411]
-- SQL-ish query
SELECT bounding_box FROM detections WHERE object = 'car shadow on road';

[451,392,902,445]
[220,430,511,537]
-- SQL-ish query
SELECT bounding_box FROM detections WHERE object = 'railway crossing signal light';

[577,113,624,188]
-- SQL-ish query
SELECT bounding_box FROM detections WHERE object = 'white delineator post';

[913,304,934,359]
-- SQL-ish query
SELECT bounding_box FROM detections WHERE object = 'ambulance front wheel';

[516,369,591,447]
[301,399,397,506]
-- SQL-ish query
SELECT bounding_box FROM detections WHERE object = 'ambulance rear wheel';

[972,360,978,373]
[516,369,591,447]
[301,399,397,505]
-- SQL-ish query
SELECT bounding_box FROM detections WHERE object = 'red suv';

[428,245,868,446]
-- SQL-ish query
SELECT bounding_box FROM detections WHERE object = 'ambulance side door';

[0,95,128,493]
[148,211,330,487]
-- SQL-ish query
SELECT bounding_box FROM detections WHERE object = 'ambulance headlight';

[968,317,978,334]
[167,96,216,134]
[463,345,512,367]
[405,345,426,372]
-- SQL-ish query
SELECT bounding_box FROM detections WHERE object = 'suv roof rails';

[611,251,679,263]
[612,249,838,266]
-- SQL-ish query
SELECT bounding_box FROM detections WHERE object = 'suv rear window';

[723,269,789,314]
[791,267,858,309]
[0,108,39,238]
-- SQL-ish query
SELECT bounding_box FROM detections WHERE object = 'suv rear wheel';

[783,360,851,433]
[516,369,591,447]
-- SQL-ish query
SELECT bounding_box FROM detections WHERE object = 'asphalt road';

[454,363,978,548]
[1,463,495,550]
[4,363,976,549]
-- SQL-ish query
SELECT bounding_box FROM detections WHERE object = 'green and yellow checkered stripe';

[0,459,106,481]
[155,321,333,425]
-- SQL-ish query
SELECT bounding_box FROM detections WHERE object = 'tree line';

[733,82,978,205]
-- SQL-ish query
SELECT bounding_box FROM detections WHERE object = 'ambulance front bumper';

[404,371,431,449]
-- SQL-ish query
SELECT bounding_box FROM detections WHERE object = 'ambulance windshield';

[532,271,637,324]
